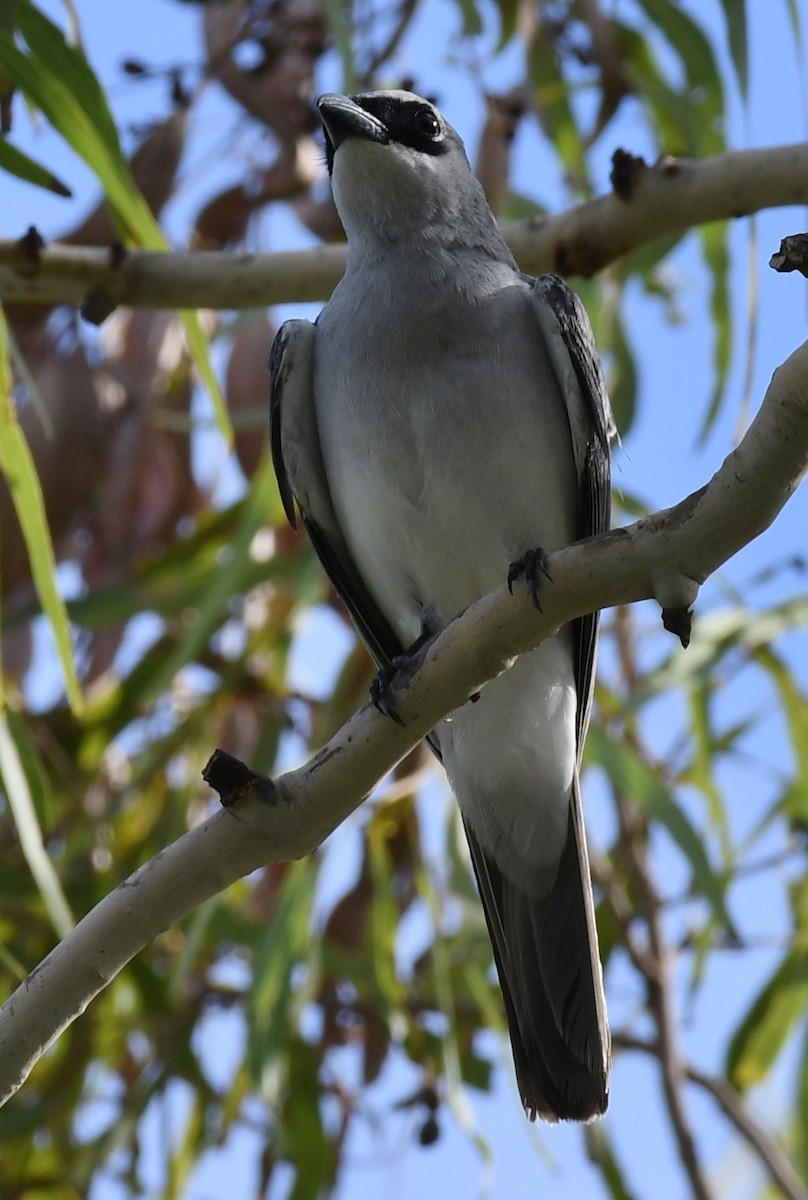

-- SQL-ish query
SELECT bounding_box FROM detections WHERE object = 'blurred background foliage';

[1,0,808,1197]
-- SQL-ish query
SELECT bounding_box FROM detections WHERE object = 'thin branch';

[361,0,419,81]
[2,143,808,311]
[617,789,716,1200]
[0,338,806,1107]
[614,1034,808,1200]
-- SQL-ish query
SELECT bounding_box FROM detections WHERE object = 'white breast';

[314,276,579,640]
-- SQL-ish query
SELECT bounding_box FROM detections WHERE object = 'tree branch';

[0,338,806,1108]
[1,143,808,312]
[614,1034,808,1200]
[617,790,716,1200]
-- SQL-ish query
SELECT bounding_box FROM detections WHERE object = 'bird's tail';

[463,778,610,1121]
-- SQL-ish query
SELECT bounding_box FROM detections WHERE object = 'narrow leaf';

[796,1019,808,1180]
[726,946,808,1089]
[322,0,356,91]
[180,310,232,447]
[751,646,808,825]
[527,35,589,187]
[585,1122,643,1200]
[141,459,277,701]
[717,0,749,98]
[697,221,732,440]
[0,4,231,443]
[587,725,733,931]
[0,134,71,193]
[633,0,725,155]
[247,861,317,1085]
[283,1039,328,1200]
[0,710,74,938]
[0,311,83,712]
[367,817,405,1010]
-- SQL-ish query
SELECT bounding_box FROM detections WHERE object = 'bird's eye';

[412,106,441,139]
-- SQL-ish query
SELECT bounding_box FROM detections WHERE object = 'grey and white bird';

[269,90,615,1121]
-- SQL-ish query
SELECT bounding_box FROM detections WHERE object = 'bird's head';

[318,90,510,258]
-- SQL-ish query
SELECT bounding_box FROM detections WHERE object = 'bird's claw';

[371,629,438,725]
[370,662,407,725]
[507,548,552,611]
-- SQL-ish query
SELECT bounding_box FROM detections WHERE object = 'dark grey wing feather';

[269,319,404,669]
[460,275,613,1121]
[269,324,301,530]
[530,272,614,747]
[302,516,404,668]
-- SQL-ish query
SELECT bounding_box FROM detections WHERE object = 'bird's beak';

[318,94,389,152]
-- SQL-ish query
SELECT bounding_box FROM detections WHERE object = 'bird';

[269,89,615,1121]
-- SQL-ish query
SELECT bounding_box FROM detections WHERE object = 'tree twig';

[614,1033,808,1200]
[616,788,716,1200]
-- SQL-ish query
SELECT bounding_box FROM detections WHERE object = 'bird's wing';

[529,273,615,749]
[269,319,404,668]
[459,274,614,1120]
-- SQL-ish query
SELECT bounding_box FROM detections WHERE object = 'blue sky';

[4,1,808,1198]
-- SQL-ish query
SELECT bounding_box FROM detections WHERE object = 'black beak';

[318,94,389,172]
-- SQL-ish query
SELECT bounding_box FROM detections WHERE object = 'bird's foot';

[507,547,552,611]
[370,630,435,725]
[370,660,408,725]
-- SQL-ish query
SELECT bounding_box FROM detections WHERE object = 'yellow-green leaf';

[0,310,83,713]
[180,310,232,447]
[0,134,71,193]
[0,709,74,938]
[726,946,808,1089]
[717,0,749,98]
[587,724,734,931]
[0,3,231,442]
[247,861,317,1087]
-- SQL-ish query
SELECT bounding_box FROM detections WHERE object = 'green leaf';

[493,0,517,47]
[0,311,83,713]
[165,1093,206,1200]
[586,725,734,931]
[367,814,406,1010]
[143,459,278,700]
[527,35,589,188]
[633,0,725,156]
[180,309,232,448]
[697,221,732,440]
[502,190,546,221]
[0,3,231,445]
[717,0,749,98]
[450,0,483,38]
[283,1038,328,1200]
[685,682,730,857]
[796,1019,808,1180]
[750,646,808,825]
[247,861,317,1087]
[727,946,808,1089]
[0,710,74,938]
[0,134,71,193]
[585,1122,643,1200]
[322,0,356,91]
[0,2,154,243]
